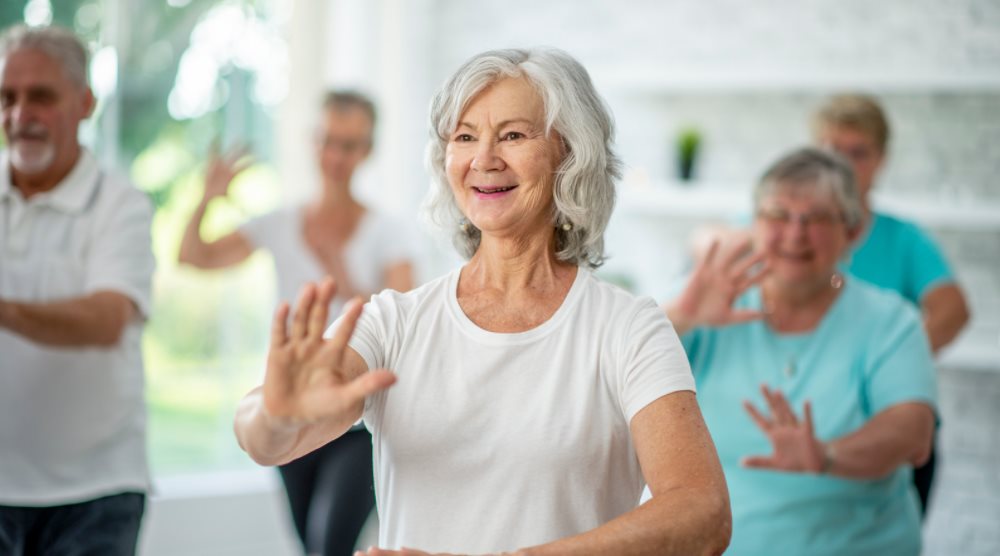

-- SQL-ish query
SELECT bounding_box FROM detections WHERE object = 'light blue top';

[683,278,936,556]
[844,211,955,304]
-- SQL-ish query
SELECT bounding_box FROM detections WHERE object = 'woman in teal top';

[666,147,937,555]
[813,93,970,515]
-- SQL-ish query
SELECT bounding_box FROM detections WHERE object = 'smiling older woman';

[665,147,937,556]
[234,48,731,555]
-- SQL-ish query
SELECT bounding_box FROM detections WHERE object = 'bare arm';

[233,278,396,466]
[178,150,255,269]
[360,392,731,556]
[178,199,255,269]
[0,291,136,347]
[524,392,731,556]
[823,402,935,479]
[921,283,970,353]
[743,386,935,480]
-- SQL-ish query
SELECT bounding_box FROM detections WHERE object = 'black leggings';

[912,440,936,518]
[278,429,376,556]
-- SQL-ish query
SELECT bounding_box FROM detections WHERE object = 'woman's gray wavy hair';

[423,47,621,268]
[754,146,864,231]
[0,25,89,89]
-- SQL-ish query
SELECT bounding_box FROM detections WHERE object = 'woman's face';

[815,124,884,199]
[445,77,565,241]
[752,186,857,288]
[315,106,373,187]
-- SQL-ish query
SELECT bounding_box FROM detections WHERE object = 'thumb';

[740,455,777,469]
[344,370,397,403]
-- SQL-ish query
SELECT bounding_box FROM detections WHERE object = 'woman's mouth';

[473,185,517,196]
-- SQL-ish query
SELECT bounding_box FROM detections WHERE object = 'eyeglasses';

[755,207,845,229]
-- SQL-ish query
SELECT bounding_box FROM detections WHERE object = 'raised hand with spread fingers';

[235,277,396,466]
[664,235,770,335]
[741,384,826,474]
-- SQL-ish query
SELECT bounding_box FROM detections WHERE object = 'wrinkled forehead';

[0,47,76,90]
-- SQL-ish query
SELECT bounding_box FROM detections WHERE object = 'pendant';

[784,358,796,378]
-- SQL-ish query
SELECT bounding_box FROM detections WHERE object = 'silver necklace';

[762,273,845,379]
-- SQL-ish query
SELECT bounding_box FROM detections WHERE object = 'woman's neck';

[762,276,843,332]
[463,231,572,294]
[313,180,361,215]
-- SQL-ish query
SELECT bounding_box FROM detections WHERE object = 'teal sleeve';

[862,303,937,417]
[904,223,955,302]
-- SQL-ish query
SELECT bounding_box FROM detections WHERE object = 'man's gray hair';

[0,25,89,89]
[754,146,864,230]
[423,47,621,268]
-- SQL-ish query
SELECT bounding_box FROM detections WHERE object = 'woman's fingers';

[803,400,815,436]
[343,370,397,405]
[306,277,337,341]
[270,302,290,349]
[743,400,772,432]
[290,283,317,340]
[726,308,767,325]
[324,297,365,365]
[741,454,778,469]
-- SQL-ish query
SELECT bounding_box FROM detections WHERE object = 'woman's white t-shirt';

[346,268,695,553]
[240,206,413,317]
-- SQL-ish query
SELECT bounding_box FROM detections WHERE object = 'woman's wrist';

[819,442,836,475]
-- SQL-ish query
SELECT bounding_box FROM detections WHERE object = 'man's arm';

[922,283,970,353]
[520,392,731,556]
[0,290,136,347]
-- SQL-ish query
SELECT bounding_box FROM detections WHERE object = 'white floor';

[138,469,378,556]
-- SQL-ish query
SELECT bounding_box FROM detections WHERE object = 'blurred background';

[2,0,998,554]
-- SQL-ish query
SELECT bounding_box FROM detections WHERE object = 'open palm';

[262,277,394,425]
[673,236,770,329]
[203,147,253,201]
[741,384,825,474]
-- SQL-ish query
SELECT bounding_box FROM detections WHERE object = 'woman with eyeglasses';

[179,91,415,556]
[664,147,936,556]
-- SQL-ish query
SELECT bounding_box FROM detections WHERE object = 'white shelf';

[618,183,1000,231]
[593,67,1000,95]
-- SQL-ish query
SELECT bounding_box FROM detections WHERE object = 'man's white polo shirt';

[0,150,155,506]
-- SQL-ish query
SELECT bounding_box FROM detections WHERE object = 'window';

[1,0,289,475]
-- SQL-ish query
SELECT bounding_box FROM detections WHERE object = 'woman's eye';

[453,133,474,142]
[502,132,524,141]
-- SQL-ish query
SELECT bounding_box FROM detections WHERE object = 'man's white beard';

[9,139,56,175]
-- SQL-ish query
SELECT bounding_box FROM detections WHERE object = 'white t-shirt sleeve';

[373,214,419,267]
[617,298,696,423]
[238,209,284,251]
[85,185,155,318]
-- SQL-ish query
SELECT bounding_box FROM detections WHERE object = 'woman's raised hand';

[741,384,826,474]
[668,234,769,333]
[262,277,396,426]
[203,146,253,202]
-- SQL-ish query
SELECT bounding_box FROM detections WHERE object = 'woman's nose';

[471,140,504,172]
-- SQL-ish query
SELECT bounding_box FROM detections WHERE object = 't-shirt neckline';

[445,265,588,345]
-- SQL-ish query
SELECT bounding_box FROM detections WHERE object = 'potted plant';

[676,127,701,182]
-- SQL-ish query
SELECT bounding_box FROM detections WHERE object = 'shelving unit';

[617,183,1000,232]
[593,67,1000,95]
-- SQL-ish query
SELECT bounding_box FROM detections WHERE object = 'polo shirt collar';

[0,149,100,213]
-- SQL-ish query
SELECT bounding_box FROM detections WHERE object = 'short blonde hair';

[812,94,890,152]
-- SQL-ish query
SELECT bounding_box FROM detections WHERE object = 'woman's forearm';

[233,387,362,466]
[522,485,730,556]
[825,402,935,479]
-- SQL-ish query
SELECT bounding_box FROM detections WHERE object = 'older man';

[0,25,154,555]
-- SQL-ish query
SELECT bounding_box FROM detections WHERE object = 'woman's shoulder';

[368,269,455,313]
[842,276,923,328]
[579,270,665,322]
